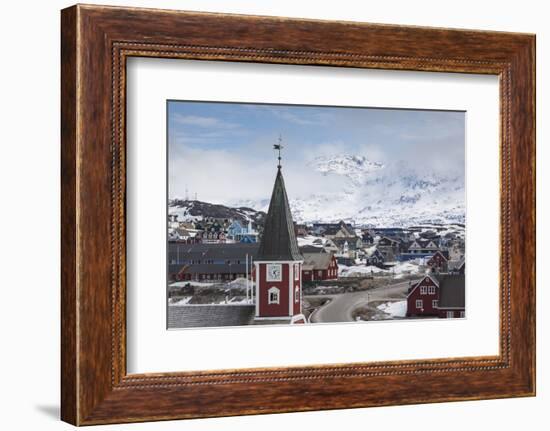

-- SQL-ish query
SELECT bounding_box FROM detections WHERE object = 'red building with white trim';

[427,250,449,272]
[406,274,440,317]
[301,251,338,282]
[254,159,306,324]
[406,274,465,318]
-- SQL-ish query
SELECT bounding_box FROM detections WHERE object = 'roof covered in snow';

[302,251,335,271]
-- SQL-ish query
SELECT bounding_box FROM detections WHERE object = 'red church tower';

[255,141,306,324]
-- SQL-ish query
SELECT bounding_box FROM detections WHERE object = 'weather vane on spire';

[274,134,284,169]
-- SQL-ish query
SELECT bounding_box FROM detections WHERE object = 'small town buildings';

[361,230,375,245]
[297,236,339,254]
[376,236,402,261]
[406,274,440,317]
[399,239,445,261]
[168,242,258,281]
[168,227,202,243]
[226,220,259,243]
[371,227,415,242]
[332,237,363,256]
[196,221,227,244]
[427,250,449,273]
[294,224,310,237]
[406,273,465,318]
[364,245,385,266]
[312,220,355,238]
[254,161,306,324]
[301,249,339,282]
[197,230,226,244]
[408,239,440,254]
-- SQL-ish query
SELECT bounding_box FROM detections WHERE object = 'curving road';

[308,279,415,323]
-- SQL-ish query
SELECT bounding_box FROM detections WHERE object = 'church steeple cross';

[273,134,284,169]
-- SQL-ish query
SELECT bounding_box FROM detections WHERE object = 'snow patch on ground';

[338,260,426,278]
[227,277,255,289]
[377,300,407,317]
[338,264,385,277]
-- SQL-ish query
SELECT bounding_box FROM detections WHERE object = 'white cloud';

[172,113,240,129]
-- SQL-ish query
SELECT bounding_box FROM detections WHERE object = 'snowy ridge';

[310,155,384,187]
[291,155,464,226]
[168,199,266,225]
[170,154,465,227]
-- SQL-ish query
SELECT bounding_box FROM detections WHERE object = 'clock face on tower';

[266,263,282,281]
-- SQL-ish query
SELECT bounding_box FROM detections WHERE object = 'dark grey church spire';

[256,139,302,261]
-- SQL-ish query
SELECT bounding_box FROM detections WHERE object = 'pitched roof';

[299,245,326,254]
[168,304,255,329]
[448,258,466,271]
[168,242,259,260]
[429,250,449,261]
[407,274,440,297]
[436,274,465,308]
[171,263,249,276]
[302,252,334,271]
[257,168,303,261]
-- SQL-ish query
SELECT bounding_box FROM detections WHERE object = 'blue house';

[227,220,259,243]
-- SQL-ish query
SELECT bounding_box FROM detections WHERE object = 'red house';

[406,274,465,318]
[406,275,440,317]
[301,251,338,282]
[254,162,306,324]
[427,250,449,272]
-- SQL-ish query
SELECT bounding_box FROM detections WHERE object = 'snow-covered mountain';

[287,155,464,226]
[170,154,465,227]
[312,155,384,187]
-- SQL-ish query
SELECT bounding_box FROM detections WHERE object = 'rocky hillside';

[169,199,266,227]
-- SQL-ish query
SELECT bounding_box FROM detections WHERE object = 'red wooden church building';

[254,145,306,324]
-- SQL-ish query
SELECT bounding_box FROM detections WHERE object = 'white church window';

[268,286,280,304]
[295,287,299,302]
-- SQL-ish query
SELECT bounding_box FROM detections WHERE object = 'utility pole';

[245,253,249,303]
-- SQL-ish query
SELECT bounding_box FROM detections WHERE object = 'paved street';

[308,279,416,323]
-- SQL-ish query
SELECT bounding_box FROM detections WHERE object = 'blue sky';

[168,101,465,204]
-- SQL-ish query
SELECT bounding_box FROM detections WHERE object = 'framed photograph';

[61,4,535,425]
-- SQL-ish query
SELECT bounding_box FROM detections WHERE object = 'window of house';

[432,300,438,308]
[460,311,465,318]
[318,270,323,277]
[268,287,280,304]
[294,263,300,281]
[295,287,299,302]
[446,311,454,318]
[416,299,423,309]
[428,286,436,295]
[420,286,427,294]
